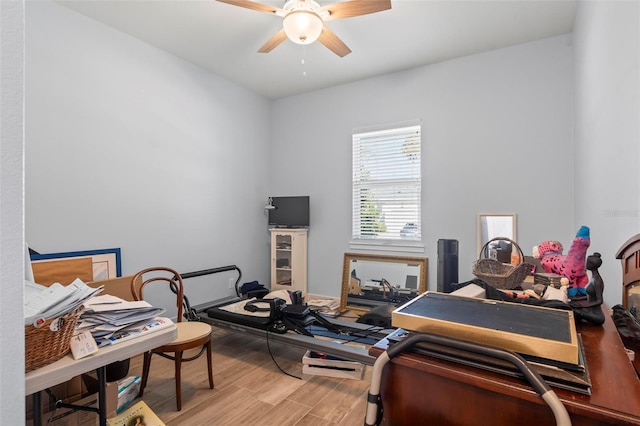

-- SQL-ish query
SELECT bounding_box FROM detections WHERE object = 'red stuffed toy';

[533,226,591,297]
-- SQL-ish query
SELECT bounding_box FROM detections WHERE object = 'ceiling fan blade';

[318,26,351,58]
[258,29,288,53]
[217,0,284,15]
[320,0,391,21]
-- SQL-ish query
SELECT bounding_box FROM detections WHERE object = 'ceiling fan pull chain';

[301,46,307,78]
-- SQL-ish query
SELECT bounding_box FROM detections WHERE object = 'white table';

[26,325,177,425]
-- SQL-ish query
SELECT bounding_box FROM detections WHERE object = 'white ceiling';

[57,0,578,100]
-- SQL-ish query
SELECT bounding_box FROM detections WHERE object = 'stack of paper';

[97,317,174,346]
[78,294,167,347]
[24,278,104,326]
[307,298,341,317]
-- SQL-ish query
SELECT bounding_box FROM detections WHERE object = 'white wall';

[271,35,576,300]
[1,0,26,422]
[573,0,640,307]
[25,1,273,308]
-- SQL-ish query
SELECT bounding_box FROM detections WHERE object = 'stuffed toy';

[533,226,591,298]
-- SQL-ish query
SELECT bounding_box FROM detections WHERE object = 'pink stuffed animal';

[533,226,591,297]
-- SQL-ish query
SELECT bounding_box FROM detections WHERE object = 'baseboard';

[306,293,339,301]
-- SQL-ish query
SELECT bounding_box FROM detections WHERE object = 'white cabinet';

[270,229,308,296]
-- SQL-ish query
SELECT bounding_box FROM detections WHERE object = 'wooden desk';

[370,307,640,425]
[26,325,177,426]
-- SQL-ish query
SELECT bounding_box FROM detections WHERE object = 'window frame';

[350,121,423,252]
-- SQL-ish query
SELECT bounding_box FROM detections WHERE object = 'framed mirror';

[340,253,428,314]
[477,213,517,256]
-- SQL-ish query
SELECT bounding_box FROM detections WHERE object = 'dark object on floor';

[356,305,395,328]
[106,359,130,382]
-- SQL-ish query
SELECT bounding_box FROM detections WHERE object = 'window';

[352,123,421,242]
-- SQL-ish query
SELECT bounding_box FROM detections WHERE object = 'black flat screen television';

[268,196,310,228]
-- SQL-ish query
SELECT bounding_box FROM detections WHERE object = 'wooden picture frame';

[31,248,122,285]
[340,252,428,314]
[477,213,517,256]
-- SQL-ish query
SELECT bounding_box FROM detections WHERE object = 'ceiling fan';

[217,0,392,57]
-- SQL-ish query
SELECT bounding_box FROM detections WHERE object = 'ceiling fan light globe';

[283,10,323,45]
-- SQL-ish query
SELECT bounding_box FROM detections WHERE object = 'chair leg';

[139,351,152,397]
[206,340,214,389]
[175,351,183,411]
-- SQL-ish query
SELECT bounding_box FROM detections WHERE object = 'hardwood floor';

[128,326,372,425]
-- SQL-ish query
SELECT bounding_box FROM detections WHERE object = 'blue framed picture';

[31,248,122,281]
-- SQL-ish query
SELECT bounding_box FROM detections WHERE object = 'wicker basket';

[25,307,83,372]
[473,237,532,289]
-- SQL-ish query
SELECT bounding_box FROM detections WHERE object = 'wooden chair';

[131,266,214,411]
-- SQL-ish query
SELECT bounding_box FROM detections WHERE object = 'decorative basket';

[25,307,83,372]
[473,237,532,290]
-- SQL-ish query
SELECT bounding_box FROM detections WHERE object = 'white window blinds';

[352,124,421,241]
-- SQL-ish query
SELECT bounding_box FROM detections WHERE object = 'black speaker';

[437,239,459,293]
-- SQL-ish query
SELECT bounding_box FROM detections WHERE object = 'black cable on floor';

[265,327,302,380]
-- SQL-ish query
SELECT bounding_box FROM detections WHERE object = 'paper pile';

[24,278,103,326]
[78,294,167,347]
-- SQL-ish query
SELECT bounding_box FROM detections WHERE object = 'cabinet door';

[289,232,307,295]
[273,233,293,288]
[271,230,307,296]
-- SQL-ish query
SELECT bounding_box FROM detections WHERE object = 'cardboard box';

[302,350,364,380]
[116,376,141,414]
[37,381,116,426]
[25,376,84,423]
[87,276,137,302]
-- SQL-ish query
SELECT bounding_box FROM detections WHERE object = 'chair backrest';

[131,267,185,322]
